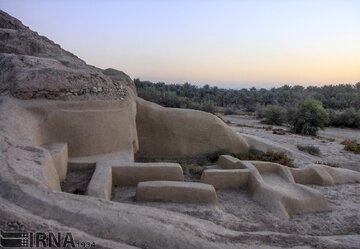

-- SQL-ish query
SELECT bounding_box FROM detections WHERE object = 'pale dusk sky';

[1,0,359,88]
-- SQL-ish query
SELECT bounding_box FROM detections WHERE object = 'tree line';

[134,79,360,131]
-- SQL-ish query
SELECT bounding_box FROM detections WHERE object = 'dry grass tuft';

[341,139,360,154]
[297,145,321,156]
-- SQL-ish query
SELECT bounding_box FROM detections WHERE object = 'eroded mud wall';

[16,95,138,159]
[135,98,249,159]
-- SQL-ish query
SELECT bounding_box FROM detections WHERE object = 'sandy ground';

[62,168,359,248]
[112,183,360,248]
[14,168,360,249]
[223,114,360,171]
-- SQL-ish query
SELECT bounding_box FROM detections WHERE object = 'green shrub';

[327,108,360,128]
[185,101,201,110]
[341,139,360,153]
[257,105,287,125]
[201,100,216,114]
[297,145,321,156]
[289,99,328,136]
[256,105,266,119]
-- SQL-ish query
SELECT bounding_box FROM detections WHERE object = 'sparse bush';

[179,147,294,168]
[289,99,328,136]
[272,128,286,135]
[341,139,360,153]
[201,100,216,114]
[297,145,321,156]
[234,147,294,167]
[257,105,287,125]
[315,161,339,167]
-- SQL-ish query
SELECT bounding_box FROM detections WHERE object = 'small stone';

[91,87,98,93]
[97,87,103,92]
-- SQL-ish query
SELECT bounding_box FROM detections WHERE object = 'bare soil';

[223,114,360,171]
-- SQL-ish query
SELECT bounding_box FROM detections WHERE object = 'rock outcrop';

[0,10,131,100]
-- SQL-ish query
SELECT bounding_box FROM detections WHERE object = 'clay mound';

[207,156,331,217]
[290,164,360,186]
[0,10,133,100]
[255,169,329,217]
[135,97,249,159]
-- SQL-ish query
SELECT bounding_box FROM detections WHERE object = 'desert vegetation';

[195,148,294,168]
[235,148,294,167]
[257,105,287,125]
[341,139,360,154]
[297,145,321,156]
[135,79,360,134]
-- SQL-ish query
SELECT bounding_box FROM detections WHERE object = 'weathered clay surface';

[135,97,249,159]
[136,181,217,203]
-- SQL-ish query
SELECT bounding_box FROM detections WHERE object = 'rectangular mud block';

[43,143,68,181]
[136,181,217,203]
[112,162,184,186]
[200,169,249,189]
